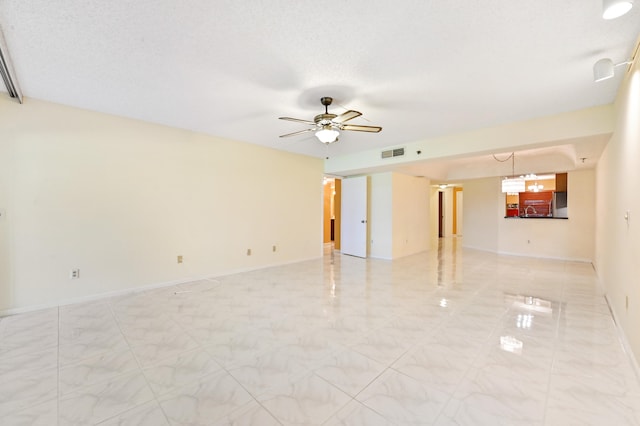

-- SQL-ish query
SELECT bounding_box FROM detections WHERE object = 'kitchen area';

[505,173,568,219]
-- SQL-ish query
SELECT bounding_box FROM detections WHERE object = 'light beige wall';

[461,178,500,252]
[391,174,430,258]
[369,173,393,259]
[453,187,463,235]
[429,187,440,249]
[368,172,430,259]
[442,187,455,237]
[595,56,640,361]
[0,97,323,313]
[0,122,12,312]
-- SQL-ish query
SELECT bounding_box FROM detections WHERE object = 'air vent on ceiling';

[381,147,405,159]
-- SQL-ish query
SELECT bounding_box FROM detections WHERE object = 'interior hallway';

[1,238,639,425]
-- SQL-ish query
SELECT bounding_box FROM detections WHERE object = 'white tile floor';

[1,238,640,425]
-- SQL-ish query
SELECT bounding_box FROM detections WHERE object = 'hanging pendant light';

[500,152,525,193]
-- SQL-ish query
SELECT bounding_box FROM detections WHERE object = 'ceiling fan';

[279,97,382,144]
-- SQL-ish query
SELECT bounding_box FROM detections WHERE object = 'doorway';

[438,191,444,238]
[453,187,463,236]
[323,177,341,251]
[340,176,368,258]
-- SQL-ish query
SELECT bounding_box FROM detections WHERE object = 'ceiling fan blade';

[279,116,316,125]
[279,128,316,138]
[332,110,362,124]
[341,124,382,133]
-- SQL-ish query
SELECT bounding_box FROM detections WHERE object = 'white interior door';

[341,176,368,258]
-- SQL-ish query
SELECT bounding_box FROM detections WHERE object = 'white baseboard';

[368,255,393,260]
[0,275,213,317]
[462,244,592,264]
[0,256,322,318]
[605,293,640,382]
[496,249,593,263]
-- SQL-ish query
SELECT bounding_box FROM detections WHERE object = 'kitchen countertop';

[504,216,568,219]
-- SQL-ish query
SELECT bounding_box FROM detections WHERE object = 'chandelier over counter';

[495,152,525,193]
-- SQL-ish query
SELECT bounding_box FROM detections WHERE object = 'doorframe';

[453,186,463,235]
[438,191,444,238]
[340,176,369,258]
[334,178,341,250]
[322,176,342,251]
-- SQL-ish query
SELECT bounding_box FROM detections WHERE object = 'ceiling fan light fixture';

[279,97,381,142]
[602,0,634,19]
[315,127,339,144]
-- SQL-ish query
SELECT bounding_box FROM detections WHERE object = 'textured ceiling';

[1,1,639,162]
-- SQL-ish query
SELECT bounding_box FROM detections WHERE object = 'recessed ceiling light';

[602,0,634,20]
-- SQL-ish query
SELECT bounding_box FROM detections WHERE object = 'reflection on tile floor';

[1,238,640,425]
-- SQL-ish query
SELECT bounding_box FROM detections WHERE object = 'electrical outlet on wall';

[177,255,183,264]
[70,269,80,279]
[626,295,629,311]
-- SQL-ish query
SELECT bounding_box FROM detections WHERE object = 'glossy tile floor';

[1,238,640,425]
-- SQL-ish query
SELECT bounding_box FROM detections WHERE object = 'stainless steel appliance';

[552,191,568,218]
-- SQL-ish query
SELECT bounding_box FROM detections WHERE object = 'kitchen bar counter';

[504,216,568,219]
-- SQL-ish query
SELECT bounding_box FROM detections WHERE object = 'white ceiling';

[1,1,639,169]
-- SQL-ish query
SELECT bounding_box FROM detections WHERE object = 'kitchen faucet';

[524,205,537,217]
